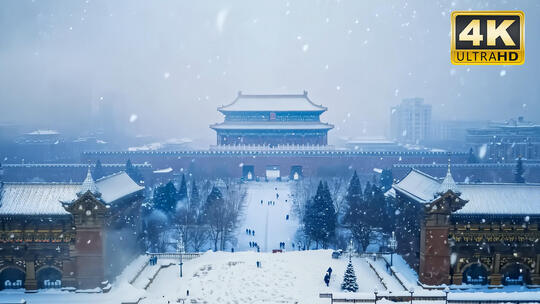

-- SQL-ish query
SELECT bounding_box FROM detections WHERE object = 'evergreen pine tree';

[126,159,144,184]
[303,181,336,248]
[367,184,388,231]
[514,156,525,183]
[341,259,359,292]
[380,169,393,192]
[321,181,336,247]
[153,181,178,215]
[467,148,478,164]
[93,159,104,179]
[178,174,188,201]
[344,171,371,252]
[363,181,373,202]
[190,181,200,212]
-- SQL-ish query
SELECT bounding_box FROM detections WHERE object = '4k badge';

[451,11,524,65]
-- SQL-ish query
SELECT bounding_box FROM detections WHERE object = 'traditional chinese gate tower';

[211,91,334,147]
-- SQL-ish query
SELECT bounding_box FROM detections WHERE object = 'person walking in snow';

[286,214,289,220]
[324,273,330,286]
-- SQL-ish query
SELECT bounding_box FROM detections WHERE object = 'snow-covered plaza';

[234,181,298,252]
[3,250,539,304]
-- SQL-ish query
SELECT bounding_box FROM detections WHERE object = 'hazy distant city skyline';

[1,0,539,146]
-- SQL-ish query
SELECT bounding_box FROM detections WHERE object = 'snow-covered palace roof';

[218,91,327,113]
[0,172,143,216]
[392,168,540,216]
[210,121,334,130]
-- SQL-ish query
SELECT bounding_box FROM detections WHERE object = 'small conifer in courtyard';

[341,259,359,292]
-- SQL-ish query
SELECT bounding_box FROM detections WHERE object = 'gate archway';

[501,262,531,285]
[461,263,489,285]
[36,267,62,289]
[0,267,25,290]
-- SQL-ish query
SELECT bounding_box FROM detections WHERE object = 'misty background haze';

[1,0,539,146]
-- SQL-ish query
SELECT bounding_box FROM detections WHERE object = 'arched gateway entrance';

[36,267,62,289]
[0,267,25,290]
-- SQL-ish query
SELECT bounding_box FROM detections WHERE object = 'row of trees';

[142,175,246,252]
[297,171,396,251]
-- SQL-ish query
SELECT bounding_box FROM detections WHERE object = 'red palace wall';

[82,151,468,180]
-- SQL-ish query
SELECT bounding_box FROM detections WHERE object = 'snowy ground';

[140,250,384,304]
[3,252,540,304]
[234,181,299,252]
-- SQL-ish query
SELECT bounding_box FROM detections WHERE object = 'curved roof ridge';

[409,168,439,181]
[218,91,327,112]
[3,182,80,185]
[95,171,125,182]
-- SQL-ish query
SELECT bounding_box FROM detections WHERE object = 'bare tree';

[327,177,347,218]
[186,224,209,252]
[202,180,246,251]
[291,178,317,220]
[219,179,246,250]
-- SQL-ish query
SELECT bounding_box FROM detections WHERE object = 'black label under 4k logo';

[451,11,524,65]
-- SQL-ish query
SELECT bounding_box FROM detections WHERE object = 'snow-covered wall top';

[83,150,464,156]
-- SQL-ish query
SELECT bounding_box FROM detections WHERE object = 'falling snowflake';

[302,44,309,52]
[478,144,487,159]
[499,70,506,77]
[129,114,138,123]
[216,9,229,32]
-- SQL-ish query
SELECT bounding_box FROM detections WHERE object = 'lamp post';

[389,231,397,267]
[444,287,450,304]
[347,239,354,261]
[374,288,378,304]
[178,231,185,278]
[409,289,414,304]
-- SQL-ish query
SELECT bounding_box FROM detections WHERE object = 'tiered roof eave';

[217,91,328,113]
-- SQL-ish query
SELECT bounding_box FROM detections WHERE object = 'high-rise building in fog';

[390,98,432,144]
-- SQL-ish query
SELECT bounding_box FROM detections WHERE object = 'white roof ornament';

[78,167,101,197]
[437,155,460,195]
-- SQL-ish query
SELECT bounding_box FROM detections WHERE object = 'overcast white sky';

[1,0,539,145]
